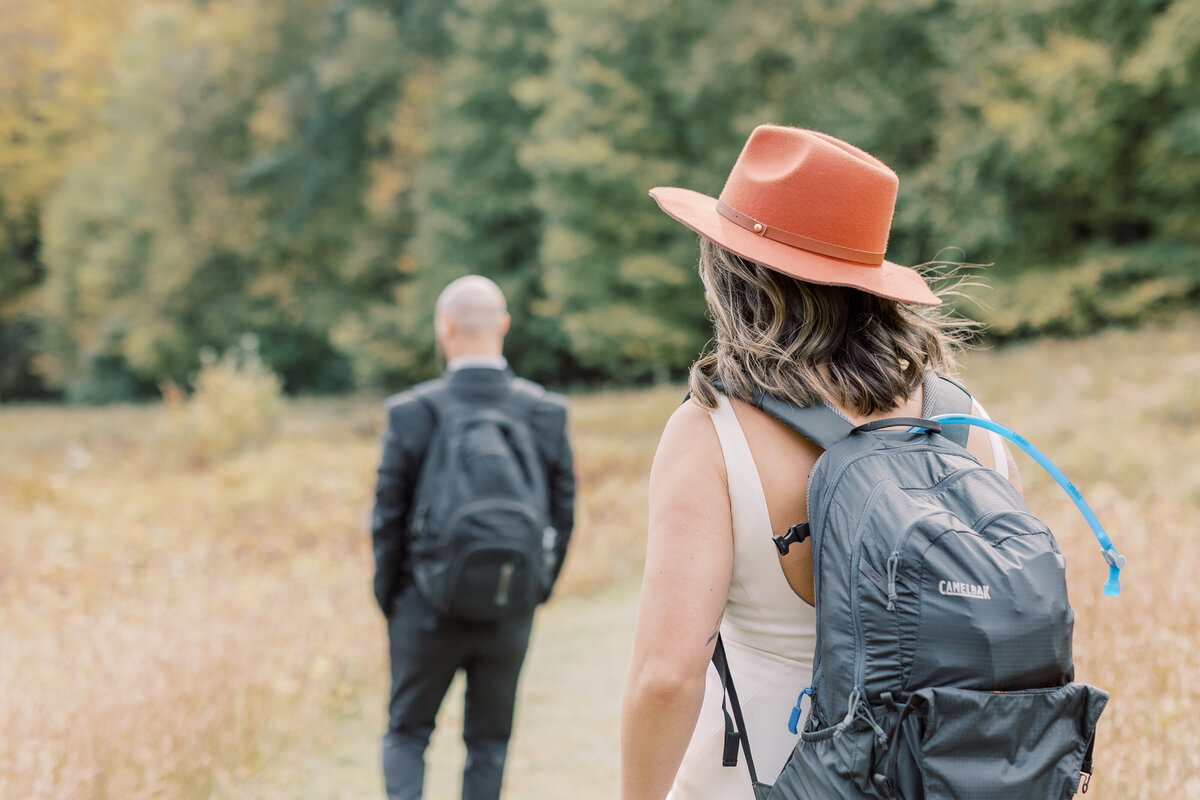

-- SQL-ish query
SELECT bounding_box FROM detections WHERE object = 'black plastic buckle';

[772,522,810,555]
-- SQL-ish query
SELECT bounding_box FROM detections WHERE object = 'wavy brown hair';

[689,238,976,415]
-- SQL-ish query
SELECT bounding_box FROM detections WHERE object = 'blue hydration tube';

[925,414,1126,597]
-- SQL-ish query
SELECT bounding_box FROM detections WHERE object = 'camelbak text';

[938,580,992,600]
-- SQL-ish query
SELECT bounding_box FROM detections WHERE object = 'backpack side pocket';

[770,712,888,800]
[890,683,1107,800]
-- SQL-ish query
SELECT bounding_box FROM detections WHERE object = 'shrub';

[162,335,284,466]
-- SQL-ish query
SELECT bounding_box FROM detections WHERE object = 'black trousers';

[383,586,535,800]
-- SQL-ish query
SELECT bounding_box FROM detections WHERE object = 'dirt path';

[235,578,641,800]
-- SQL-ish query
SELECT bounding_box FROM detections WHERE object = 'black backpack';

[407,380,555,622]
[714,374,1123,800]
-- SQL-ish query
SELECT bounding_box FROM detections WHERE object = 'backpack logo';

[938,579,992,600]
[494,562,516,607]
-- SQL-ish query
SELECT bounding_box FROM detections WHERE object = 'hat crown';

[718,126,898,259]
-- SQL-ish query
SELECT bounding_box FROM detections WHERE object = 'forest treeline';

[2,0,1198,401]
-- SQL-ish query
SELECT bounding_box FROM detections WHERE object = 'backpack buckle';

[773,522,810,555]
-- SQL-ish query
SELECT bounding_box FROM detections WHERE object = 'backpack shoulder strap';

[751,388,856,451]
[493,378,552,506]
[922,372,973,448]
[509,376,547,401]
[712,379,854,451]
[506,377,547,420]
[406,376,451,422]
[406,381,454,536]
[710,374,974,451]
[399,377,451,481]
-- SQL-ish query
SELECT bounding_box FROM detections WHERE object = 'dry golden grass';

[0,398,386,799]
[2,316,1198,799]
[957,319,1200,799]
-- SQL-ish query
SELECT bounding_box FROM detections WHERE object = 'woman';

[619,125,1019,799]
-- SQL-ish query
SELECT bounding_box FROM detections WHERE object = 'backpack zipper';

[876,468,1033,613]
[970,507,1048,539]
[804,448,829,714]
[885,552,900,611]
[848,482,890,709]
[808,445,913,724]
[850,487,968,701]
[440,499,544,546]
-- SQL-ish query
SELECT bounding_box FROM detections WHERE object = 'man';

[372,275,575,800]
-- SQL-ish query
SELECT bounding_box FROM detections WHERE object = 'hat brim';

[650,187,941,307]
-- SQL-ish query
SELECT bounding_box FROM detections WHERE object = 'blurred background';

[2,1,1199,799]
[2,0,1198,402]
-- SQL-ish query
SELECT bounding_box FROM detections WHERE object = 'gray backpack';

[715,374,1113,800]
[408,380,555,622]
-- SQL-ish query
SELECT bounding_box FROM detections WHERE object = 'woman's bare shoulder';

[659,395,719,441]
[652,397,725,483]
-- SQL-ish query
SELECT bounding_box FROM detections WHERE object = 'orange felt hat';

[650,125,940,306]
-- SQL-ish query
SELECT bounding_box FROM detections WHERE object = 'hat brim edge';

[648,186,941,307]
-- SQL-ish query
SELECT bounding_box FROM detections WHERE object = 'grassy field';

[3,316,1199,799]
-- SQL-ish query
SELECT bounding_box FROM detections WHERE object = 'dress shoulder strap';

[707,394,772,524]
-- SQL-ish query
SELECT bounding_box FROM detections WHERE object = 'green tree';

[39,0,437,398]
[0,0,154,398]
[23,0,1200,399]
[904,0,1200,336]
[42,2,317,399]
[518,0,958,380]
[402,0,572,384]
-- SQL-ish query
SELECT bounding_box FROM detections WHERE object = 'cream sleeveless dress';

[667,395,819,799]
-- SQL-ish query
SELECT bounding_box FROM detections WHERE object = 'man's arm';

[371,398,432,615]
[542,396,576,589]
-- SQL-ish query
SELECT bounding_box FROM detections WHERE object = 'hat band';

[715,198,885,266]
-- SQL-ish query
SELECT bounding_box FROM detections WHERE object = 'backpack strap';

[712,379,854,451]
[407,377,451,434]
[711,373,974,450]
[711,635,761,786]
[405,379,460,537]
[1080,731,1096,792]
[921,372,973,448]
[508,376,547,411]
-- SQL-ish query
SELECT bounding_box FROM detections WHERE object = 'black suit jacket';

[371,367,576,615]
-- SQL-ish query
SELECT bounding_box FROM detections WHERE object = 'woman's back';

[620,124,1013,800]
[728,381,1013,602]
[665,393,817,799]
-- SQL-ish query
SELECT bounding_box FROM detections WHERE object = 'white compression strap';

[970,399,1010,480]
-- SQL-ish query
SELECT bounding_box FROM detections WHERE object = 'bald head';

[434,275,510,359]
